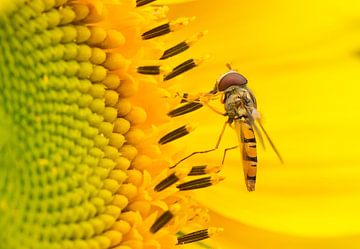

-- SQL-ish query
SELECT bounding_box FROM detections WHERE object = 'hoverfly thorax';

[220,81,257,123]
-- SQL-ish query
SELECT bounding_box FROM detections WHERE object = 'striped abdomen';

[235,119,257,191]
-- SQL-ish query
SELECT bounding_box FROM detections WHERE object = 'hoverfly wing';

[247,107,283,164]
[234,119,257,192]
[257,120,284,164]
[245,107,265,150]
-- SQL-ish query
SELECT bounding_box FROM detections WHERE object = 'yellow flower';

[0,0,221,248]
[165,0,360,248]
[2,0,360,248]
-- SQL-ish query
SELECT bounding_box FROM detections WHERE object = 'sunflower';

[0,0,223,248]
[1,0,360,249]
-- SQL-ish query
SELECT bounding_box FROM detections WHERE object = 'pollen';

[0,0,223,248]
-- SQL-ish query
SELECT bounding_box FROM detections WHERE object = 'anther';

[154,173,179,192]
[142,17,195,40]
[177,227,223,245]
[136,0,156,7]
[158,124,196,145]
[177,176,211,191]
[177,229,208,245]
[187,165,222,176]
[137,65,161,75]
[168,102,203,117]
[160,31,207,60]
[154,167,190,192]
[150,210,173,233]
[160,42,189,60]
[164,56,207,81]
[164,59,195,81]
[142,23,171,40]
[136,65,169,75]
[188,165,207,176]
[176,175,224,191]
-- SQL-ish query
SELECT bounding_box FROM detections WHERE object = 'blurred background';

[165,0,360,248]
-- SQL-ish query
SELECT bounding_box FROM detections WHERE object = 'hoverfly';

[170,64,283,191]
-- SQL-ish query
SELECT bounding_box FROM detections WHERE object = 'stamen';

[160,30,207,59]
[158,124,196,145]
[160,42,189,60]
[142,17,195,40]
[177,229,209,245]
[167,102,203,117]
[136,0,156,7]
[137,65,160,75]
[154,167,190,192]
[136,65,170,75]
[188,165,221,176]
[164,59,195,81]
[164,56,207,81]
[154,173,179,192]
[177,227,223,245]
[176,175,224,191]
[142,23,171,40]
[188,165,207,176]
[150,210,174,233]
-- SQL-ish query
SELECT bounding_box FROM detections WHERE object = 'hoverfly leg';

[171,121,228,168]
[203,101,226,116]
[174,92,204,104]
[178,92,199,103]
[221,145,239,165]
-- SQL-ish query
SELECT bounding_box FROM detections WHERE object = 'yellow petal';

[167,0,360,242]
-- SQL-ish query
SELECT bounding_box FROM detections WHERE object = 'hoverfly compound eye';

[216,71,248,92]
